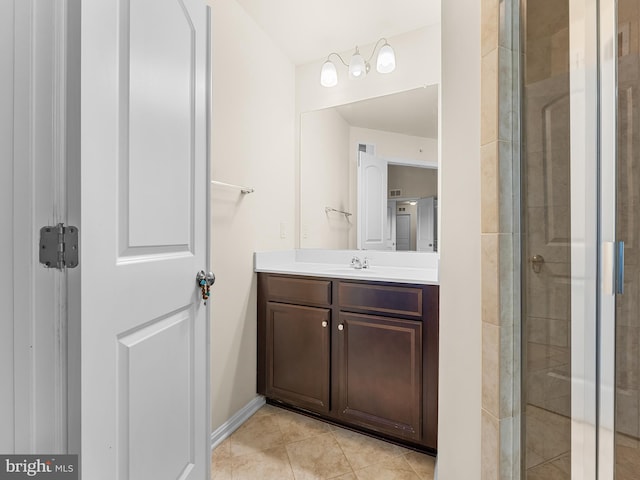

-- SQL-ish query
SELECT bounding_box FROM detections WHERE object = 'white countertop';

[254,249,439,285]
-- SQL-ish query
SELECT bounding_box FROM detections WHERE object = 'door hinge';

[39,223,79,270]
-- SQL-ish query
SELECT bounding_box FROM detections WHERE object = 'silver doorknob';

[338,324,344,331]
[530,255,545,274]
[322,321,328,328]
[196,270,215,286]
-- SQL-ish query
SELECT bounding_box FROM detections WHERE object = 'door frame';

[6,0,81,454]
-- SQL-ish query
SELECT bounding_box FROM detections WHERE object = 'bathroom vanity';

[255,250,439,452]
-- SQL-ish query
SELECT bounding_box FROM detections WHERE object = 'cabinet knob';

[337,324,344,331]
[321,321,328,328]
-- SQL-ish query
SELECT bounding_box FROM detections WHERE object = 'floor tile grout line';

[402,452,418,479]
[403,451,427,480]
[275,408,345,479]
[330,428,359,476]
[266,408,297,480]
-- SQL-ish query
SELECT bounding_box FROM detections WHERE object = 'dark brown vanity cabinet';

[258,275,332,413]
[264,302,331,413]
[335,311,423,442]
[257,273,439,452]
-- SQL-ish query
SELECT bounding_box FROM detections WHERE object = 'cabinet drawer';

[338,282,423,318]
[265,275,332,306]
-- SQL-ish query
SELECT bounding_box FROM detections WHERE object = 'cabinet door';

[266,302,330,413]
[336,312,422,441]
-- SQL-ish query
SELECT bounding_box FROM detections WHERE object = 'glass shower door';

[523,0,640,477]
[521,0,573,472]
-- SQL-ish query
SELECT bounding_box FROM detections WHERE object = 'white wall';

[350,127,438,164]
[299,108,350,249]
[0,0,15,453]
[209,0,296,431]
[438,0,482,477]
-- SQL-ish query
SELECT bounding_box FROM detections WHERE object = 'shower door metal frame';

[569,1,599,479]
[569,0,618,478]
[597,0,617,478]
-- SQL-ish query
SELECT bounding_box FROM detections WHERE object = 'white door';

[81,1,210,479]
[396,214,411,251]
[417,197,435,252]
[385,200,397,251]
[357,152,387,250]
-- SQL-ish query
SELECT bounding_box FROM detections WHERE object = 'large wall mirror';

[299,85,439,251]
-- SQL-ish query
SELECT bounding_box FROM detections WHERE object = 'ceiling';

[235,0,441,65]
[335,86,439,138]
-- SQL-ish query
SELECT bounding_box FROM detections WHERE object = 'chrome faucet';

[350,256,370,269]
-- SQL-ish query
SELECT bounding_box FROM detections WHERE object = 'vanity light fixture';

[320,38,396,88]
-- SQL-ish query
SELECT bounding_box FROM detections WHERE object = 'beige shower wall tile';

[481,233,515,327]
[525,406,570,465]
[498,47,516,143]
[482,0,499,55]
[483,322,514,419]
[481,410,499,480]
[483,47,517,146]
[482,141,515,235]
[482,48,499,146]
[481,143,499,234]
[482,234,500,325]
[497,141,514,233]
[497,233,514,326]
[481,410,515,480]
[483,323,500,417]
[499,0,517,50]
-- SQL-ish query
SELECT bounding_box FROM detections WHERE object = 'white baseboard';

[210,396,266,451]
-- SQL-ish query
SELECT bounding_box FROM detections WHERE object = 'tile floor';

[211,404,436,480]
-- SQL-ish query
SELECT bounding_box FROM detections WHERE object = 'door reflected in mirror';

[300,86,439,251]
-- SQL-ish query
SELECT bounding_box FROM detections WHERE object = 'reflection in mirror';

[300,86,438,251]
[388,165,438,251]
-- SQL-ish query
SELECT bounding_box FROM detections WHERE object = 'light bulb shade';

[320,60,338,87]
[376,43,396,73]
[349,52,367,79]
